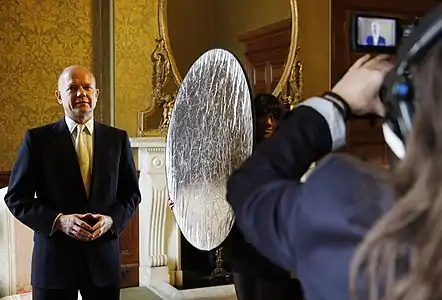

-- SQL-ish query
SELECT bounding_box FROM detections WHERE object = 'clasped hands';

[55,213,113,241]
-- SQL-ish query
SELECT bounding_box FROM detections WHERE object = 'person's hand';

[331,54,394,117]
[90,214,114,240]
[55,214,93,241]
[168,198,174,210]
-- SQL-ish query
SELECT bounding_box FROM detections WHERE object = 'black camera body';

[345,4,442,158]
[350,13,417,54]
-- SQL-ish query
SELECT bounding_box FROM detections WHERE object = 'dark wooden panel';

[251,64,268,92]
[120,264,139,288]
[120,209,139,265]
[347,119,383,145]
[118,171,140,288]
[238,18,291,94]
[348,144,387,166]
[269,62,286,90]
[0,172,10,188]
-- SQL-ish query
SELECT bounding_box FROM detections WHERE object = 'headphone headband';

[396,4,442,71]
[383,3,442,147]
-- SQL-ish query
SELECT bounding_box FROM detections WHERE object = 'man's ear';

[55,91,62,105]
[95,88,100,98]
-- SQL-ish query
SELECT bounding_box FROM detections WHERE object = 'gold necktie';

[76,124,91,197]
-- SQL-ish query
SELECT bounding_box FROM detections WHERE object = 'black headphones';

[383,3,442,144]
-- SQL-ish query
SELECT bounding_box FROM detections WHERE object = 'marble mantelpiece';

[130,137,182,288]
[130,137,237,299]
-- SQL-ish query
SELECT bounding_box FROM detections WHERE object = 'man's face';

[55,67,99,123]
[371,22,380,36]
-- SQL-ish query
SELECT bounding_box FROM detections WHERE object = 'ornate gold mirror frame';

[138,0,304,137]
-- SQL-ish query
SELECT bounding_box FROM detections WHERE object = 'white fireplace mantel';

[130,137,236,300]
[130,137,182,288]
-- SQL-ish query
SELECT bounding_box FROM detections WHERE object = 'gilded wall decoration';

[0,0,93,171]
[114,0,161,137]
[279,48,304,109]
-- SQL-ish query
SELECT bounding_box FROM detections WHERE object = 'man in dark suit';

[4,65,141,300]
[226,55,394,300]
[365,21,387,46]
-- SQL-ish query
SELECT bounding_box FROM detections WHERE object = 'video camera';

[350,13,418,54]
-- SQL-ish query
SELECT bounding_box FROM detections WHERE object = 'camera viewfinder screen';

[357,17,397,47]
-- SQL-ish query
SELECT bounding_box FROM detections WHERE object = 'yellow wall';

[214,0,291,67]
[0,0,330,171]
[298,0,331,98]
[0,0,161,170]
[0,0,93,171]
[164,0,330,99]
[114,0,161,134]
[167,0,216,78]
[167,0,292,79]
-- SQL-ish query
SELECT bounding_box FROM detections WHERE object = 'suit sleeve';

[226,97,346,270]
[108,131,141,235]
[4,130,60,236]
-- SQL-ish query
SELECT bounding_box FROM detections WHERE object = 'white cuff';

[298,97,346,150]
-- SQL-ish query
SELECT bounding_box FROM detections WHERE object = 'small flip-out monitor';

[351,14,402,54]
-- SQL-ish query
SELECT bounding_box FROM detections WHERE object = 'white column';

[130,137,182,287]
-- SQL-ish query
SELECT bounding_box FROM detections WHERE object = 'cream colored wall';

[13,220,33,294]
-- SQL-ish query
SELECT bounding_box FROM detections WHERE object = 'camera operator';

[227,4,442,300]
[227,52,392,300]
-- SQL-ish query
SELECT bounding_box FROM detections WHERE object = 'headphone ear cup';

[389,76,415,141]
[391,76,413,101]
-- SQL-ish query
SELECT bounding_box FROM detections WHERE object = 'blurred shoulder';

[312,153,388,182]
[302,153,393,225]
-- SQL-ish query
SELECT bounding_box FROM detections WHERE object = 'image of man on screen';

[365,21,386,46]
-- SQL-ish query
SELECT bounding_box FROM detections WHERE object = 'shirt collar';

[64,116,94,134]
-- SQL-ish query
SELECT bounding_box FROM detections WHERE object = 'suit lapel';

[90,121,108,198]
[53,119,87,198]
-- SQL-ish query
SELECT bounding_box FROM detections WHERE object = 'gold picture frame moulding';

[137,0,304,137]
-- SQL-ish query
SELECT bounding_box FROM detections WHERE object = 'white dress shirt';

[51,117,95,233]
[64,116,94,176]
[373,35,379,46]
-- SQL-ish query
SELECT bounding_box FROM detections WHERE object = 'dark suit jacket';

[4,119,141,289]
[365,35,387,46]
[227,105,393,300]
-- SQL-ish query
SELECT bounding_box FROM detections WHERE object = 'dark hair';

[253,93,287,120]
[350,41,442,300]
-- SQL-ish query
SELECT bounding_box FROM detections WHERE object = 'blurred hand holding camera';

[332,54,394,117]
